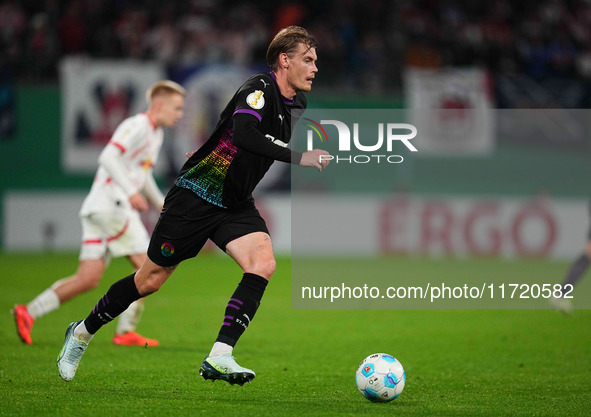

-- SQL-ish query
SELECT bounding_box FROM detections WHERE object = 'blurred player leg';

[12,259,105,345]
[113,300,159,346]
[551,240,591,313]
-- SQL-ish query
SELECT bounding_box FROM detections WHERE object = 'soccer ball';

[355,353,406,402]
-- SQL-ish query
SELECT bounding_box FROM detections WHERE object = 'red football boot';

[12,305,34,345]
[113,331,159,347]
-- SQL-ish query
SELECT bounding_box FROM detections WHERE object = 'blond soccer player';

[56,26,329,385]
[12,81,185,346]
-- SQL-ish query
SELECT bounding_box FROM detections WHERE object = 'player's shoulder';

[239,72,275,94]
[117,112,145,126]
[122,113,152,132]
[112,113,151,140]
[132,112,152,126]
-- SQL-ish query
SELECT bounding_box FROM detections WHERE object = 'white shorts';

[79,210,149,262]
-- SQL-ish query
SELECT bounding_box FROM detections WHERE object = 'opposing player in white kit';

[12,80,185,346]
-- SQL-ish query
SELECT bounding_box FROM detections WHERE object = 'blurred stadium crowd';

[1,0,591,92]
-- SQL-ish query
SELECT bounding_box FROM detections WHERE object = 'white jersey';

[80,113,164,215]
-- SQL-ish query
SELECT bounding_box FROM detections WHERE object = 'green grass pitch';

[0,252,589,416]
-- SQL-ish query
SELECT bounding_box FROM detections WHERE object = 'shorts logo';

[246,90,265,109]
[161,242,175,257]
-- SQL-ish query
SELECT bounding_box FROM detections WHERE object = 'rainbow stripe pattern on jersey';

[175,128,237,207]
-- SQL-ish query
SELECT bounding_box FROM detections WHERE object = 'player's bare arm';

[128,193,149,211]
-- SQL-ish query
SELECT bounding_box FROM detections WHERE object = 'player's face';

[287,43,318,93]
[158,94,185,127]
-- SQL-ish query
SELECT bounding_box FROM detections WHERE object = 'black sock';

[563,254,590,292]
[84,273,141,334]
[215,273,268,347]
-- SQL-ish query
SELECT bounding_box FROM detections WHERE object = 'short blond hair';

[146,80,186,106]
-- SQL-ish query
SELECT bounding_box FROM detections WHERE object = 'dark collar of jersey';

[269,72,296,105]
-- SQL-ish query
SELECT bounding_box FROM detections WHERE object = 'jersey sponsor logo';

[141,157,154,171]
[265,134,288,148]
[236,314,250,330]
[278,114,284,123]
[260,78,270,88]
[246,90,265,109]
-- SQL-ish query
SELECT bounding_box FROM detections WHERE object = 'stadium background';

[1,0,590,258]
[1,2,591,416]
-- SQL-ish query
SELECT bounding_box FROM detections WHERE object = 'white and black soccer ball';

[355,353,406,402]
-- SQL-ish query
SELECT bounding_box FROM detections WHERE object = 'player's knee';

[266,258,277,277]
[135,268,171,296]
[252,258,276,280]
[136,278,162,296]
[133,262,173,296]
[137,281,160,296]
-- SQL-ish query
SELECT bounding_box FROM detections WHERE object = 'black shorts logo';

[160,242,175,257]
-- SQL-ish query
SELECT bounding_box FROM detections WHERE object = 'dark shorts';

[147,186,269,267]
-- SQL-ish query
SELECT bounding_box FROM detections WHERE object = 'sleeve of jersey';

[232,113,303,164]
[98,119,145,196]
[108,118,144,154]
[98,145,136,196]
[142,174,165,208]
[232,80,268,122]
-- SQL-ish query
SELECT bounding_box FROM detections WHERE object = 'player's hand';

[129,193,149,211]
[300,149,331,172]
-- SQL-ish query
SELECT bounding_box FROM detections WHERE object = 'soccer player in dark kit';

[57,26,330,385]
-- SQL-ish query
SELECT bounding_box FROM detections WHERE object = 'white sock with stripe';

[27,289,60,319]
